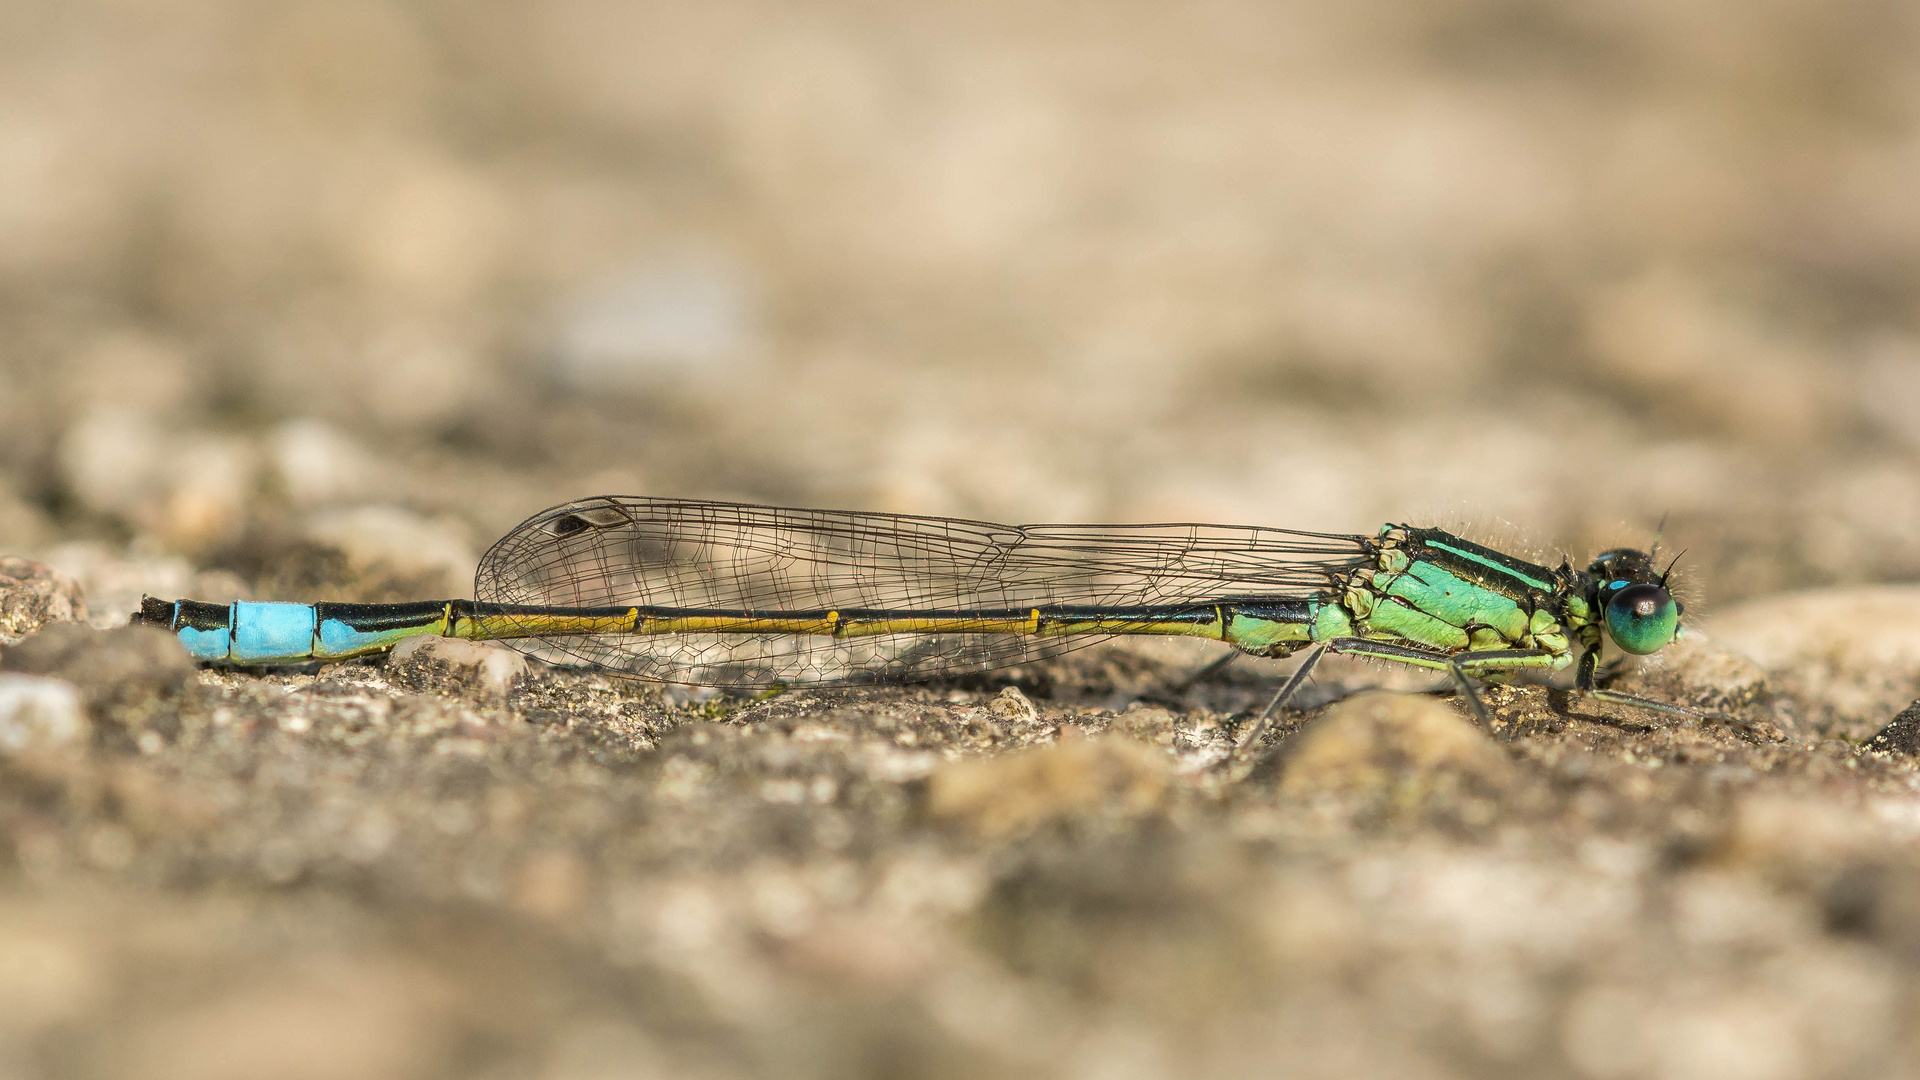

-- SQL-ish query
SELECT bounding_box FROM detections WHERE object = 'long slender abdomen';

[136,596,1336,665]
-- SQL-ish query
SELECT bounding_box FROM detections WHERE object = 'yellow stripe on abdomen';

[459,610,641,641]
[641,613,845,636]
[460,605,1235,642]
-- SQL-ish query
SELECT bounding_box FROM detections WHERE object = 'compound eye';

[1604,583,1679,655]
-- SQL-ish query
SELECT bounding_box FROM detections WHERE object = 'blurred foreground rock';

[1276,691,1515,809]
[0,674,88,753]
[0,623,195,747]
[927,732,1172,838]
[0,622,1916,1078]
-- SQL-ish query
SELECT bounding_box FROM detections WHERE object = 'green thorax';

[1334,526,1592,660]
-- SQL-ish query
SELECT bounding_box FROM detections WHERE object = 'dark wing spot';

[573,506,633,527]
[543,514,592,538]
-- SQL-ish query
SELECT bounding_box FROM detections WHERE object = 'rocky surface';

[4,569,1920,1079]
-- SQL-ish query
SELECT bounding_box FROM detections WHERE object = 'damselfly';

[134,495,1696,737]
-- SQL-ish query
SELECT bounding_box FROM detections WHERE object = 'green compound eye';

[1604,583,1679,655]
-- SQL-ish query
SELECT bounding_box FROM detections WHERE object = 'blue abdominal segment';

[161,598,236,661]
[176,621,231,661]
[229,601,319,664]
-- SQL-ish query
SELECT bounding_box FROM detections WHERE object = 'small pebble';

[986,685,1038,724]
[390,636,529,699]
[0,556,88,641]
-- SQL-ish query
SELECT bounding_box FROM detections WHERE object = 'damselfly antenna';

[1660,548,1687,587]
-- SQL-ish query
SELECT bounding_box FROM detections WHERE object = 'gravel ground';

[10,1,1920,1077]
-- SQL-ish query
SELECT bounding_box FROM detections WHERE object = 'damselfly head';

[1586,547,1682,656]
[1586,546,1658,584]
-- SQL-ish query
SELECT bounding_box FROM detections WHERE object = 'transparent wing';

[475,495,1371,686]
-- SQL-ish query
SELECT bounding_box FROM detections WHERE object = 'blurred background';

[5,0,1920,613]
